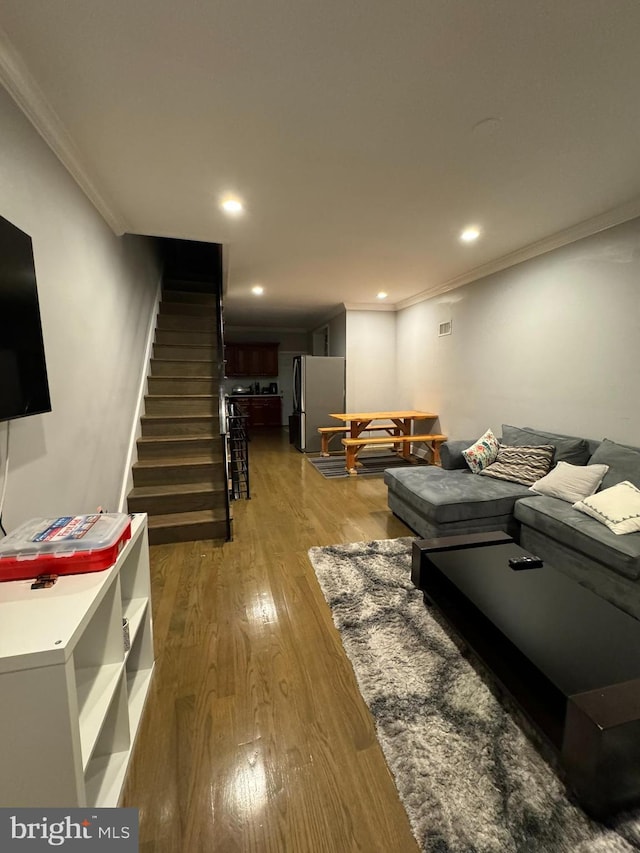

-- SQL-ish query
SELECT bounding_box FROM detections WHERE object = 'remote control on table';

[508,555,544,570]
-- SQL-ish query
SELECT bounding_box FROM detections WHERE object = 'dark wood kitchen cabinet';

[250,397,282,426]
[230,396,282,427]
[226,343,279,377]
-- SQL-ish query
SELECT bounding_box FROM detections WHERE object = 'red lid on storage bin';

[0,513,132,582]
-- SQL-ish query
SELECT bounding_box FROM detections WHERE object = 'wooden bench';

[318,424,400,456]
[341,433,447,474]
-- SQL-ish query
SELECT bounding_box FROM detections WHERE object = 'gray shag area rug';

[308,537,640,853]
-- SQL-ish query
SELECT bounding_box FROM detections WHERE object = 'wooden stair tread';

[162,290,217,302]
[154,335,216,341]
[148,509,227,528]
[148,375,216,380]
[133,455,221,467]
[153,342,216,348]
[128,482,224,497]
[161,303,217,311]
[151,359,216,365]
[145,394,218,399]
[137,434,217,443]
[160,304,216,313]
[141,413,216,420]
[154,336,216,342]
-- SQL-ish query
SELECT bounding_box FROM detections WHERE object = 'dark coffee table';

[412,532,640,818]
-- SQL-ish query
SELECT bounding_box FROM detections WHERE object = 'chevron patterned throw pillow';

[479,444,554,486]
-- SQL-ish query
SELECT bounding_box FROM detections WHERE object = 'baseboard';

[118,276,163,511]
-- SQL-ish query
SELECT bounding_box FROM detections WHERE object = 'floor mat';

[308,452,426,478]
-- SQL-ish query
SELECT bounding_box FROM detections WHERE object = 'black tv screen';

[0,215,51,421]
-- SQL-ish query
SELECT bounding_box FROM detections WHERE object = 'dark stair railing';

[227,403,250,500]
[214,284,233,541]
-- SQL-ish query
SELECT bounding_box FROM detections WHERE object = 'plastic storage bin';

[0,513,132,582]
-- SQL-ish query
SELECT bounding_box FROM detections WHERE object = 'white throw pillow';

[573,481,640,535]
[462,428,500,474]
[529,461,609,503]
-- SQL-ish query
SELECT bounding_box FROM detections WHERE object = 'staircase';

[127,286,230,545]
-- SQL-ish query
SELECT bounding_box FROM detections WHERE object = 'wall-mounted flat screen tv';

[0,215,51,422]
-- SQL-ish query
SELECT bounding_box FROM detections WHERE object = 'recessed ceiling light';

[221,197,244,215]
[251,285,264,296]
[377,291,388,300]
[460,226,480,243]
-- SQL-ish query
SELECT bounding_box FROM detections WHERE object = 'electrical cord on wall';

[0,422,11,536]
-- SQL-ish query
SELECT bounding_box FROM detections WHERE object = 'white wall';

[345,310,398,412]
[0,86,160,528]
[327,311,346,357]
[396,217,640,444]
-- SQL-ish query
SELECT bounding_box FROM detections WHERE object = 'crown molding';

[396,197,640,312]
[343,301,397,312]
[0,27,128,235]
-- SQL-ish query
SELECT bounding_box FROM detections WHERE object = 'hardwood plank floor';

[122,428,419,852]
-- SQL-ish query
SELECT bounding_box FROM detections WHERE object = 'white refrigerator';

[291,355,345,453]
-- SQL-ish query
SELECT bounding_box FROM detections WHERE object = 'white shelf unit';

[0,513,154,807]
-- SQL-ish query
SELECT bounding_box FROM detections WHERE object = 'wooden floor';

[121,427,419,853]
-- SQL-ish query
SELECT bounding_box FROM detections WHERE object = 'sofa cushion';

[384,466,532,524]
[479,444,554,486]
[573,481,640,535]
[462,428,500,473]
[587,438,640,490]
[514,495,640,580]
[529,461,609,503]
[502,424,591,466]
[440,440,473,470]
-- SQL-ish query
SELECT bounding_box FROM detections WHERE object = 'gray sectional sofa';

[384,425,640,620]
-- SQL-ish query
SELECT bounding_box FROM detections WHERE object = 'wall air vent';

[438,320,452,337]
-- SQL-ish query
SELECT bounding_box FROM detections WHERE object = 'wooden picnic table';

[329,411,444,473]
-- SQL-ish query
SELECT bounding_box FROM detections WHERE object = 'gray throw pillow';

[501,424,591,466]
[588,438,640,490]
[440,440,473,470]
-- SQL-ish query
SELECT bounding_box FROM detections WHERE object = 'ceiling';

[1,1,640,330]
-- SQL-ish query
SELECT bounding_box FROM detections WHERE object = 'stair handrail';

[214,286,232,541]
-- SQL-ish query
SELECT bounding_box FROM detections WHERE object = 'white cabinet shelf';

[0,513,154,807]
[77,661,125,770]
